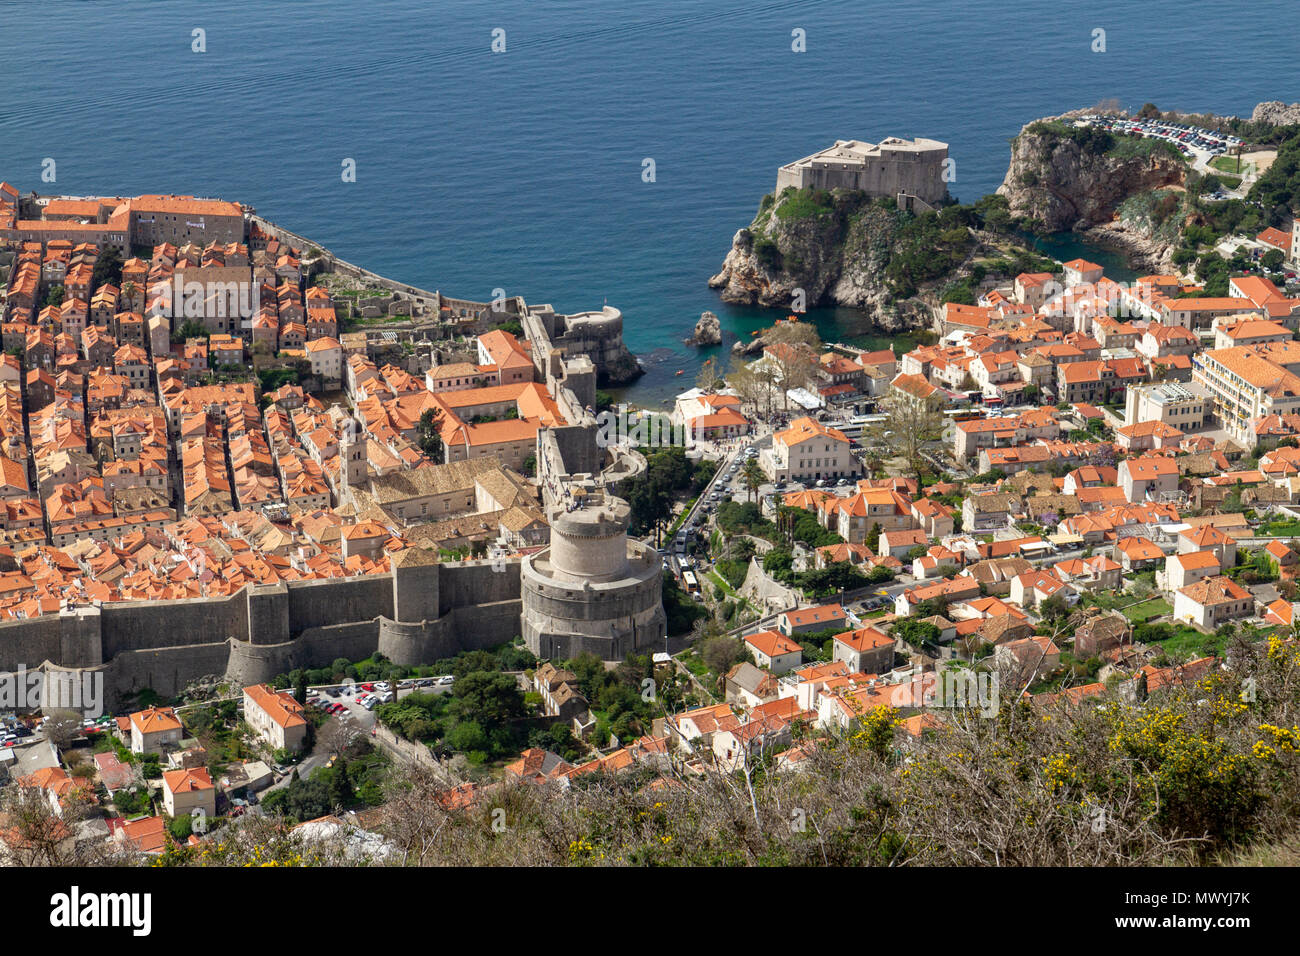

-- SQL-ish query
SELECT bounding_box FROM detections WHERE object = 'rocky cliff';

[601,347,644,386]
[707,190,939,332]
[996,117,1189,270]
[1252,101,1300,126]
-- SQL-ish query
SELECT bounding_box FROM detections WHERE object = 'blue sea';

[2,0,1295,405]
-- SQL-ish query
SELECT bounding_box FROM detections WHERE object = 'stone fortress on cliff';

[0,289,659,710]
[775,135,950,211]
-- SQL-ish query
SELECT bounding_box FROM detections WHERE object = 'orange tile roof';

[744,629,802,658]
[244,682,308,729]
[162,766,214,794]
[130,705,181,735]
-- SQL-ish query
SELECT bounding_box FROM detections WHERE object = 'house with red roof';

[777,603,847,637]
[1173,575,1253,629]
[743,629,803,674]
[1118,455,1179,503]
[1115,535,1165,571]
[243,683,308,752]
[129,706,182,755]
[831,625,896,675]
[162,766,216,819]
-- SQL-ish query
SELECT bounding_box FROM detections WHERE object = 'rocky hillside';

[1252,100,1300,126]
[996,117,1189,270]
[707,189,953,332]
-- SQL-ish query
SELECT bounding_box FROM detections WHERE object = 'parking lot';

[1076,113,1240,159]
[307,677,454,721]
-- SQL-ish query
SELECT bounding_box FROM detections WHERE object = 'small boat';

[750,330,760,336]
[675,370,684,376]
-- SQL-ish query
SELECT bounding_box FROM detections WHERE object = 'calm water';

[2,0,1294,404]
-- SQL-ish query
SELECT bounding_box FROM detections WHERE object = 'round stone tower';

[547,496,631,583]
[521,487,665,661]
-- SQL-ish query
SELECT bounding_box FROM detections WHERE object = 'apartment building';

[762,416,855,483]
[1193,345,1300,441]
[243,683,309,752]
[952,408,1060,460]
[1123,381,1209,429]
[1159,297,1257,331]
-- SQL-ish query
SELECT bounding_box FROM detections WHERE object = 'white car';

[438,675,455,686]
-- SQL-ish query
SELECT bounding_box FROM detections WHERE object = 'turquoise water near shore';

[2,0,1292,405]
[1022,233,1141,285]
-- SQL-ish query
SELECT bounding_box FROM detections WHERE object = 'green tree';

[449,672,525,733]
[740,458,764,503]
[294,670,308,707]
[329,759,353,808]
[417,408,445,464]
[92,246,124,288]
[866,522,882,554]
[444,720,489,753]
[171,319,209,344]
[700,635,746,676]
[894,618,941,648]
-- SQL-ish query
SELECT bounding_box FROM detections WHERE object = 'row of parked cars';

[306,676,455,714]
[1,719,34,746]
[1078,114,1241,158]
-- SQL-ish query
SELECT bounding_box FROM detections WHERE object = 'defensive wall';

[0,557,522,711]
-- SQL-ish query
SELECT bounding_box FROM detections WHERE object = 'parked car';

[438,675,455,686]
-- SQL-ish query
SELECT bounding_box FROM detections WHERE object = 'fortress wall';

[546,423,602,477]
[247,584,290,646]
[447,599,523,648]
[521,568,662,623]
[377,618,451,666]
[286,574,393,633]
[1,564,521,709]
[295,620,382,665]
[437,561,521,618]
[105,640,237,705]
[392,561,440,624]
[778,146,948,204]
[100,592,248,658]
[249,216,442,304]
[227,619,382,689]
[0,615,65,671]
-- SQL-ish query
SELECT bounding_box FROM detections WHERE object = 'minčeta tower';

[521,480,665,660]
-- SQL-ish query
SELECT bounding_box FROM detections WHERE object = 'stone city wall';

[0,559,525,710]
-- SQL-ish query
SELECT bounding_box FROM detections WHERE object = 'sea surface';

[1,0,1295,405]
